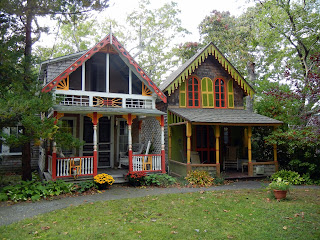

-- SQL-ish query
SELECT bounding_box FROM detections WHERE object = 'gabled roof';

[160,42,255,97]
[169,108,282,126]
[41,34,167,103]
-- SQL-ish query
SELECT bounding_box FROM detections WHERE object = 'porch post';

[127,114,133,173]
[168,126,172,160]
[52,141,57,181]
[93,123,98,176]
[215,125,220,164]
[87,112,102,176]
[273,126,279,172]
[52,111,64,181]
[160,115,166,173]
[248,126,253,176]
[186,122,192,165]
[215,125,220,177]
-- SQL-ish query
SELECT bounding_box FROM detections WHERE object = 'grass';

[1,188,319,240]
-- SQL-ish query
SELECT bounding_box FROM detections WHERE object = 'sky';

[37,0,252,49]
[104,0,251,42]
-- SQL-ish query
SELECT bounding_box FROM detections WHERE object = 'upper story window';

[187,76,200,108]
[214,78,226,108]
[85,52,106,92]
[0,126,23,155]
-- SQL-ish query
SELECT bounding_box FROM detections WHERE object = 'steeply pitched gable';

[42,34,167,103]
[160,43,254,98]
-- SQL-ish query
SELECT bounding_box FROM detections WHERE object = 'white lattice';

[141,117,162,154]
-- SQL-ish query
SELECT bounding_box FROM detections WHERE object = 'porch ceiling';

[168,108,282,126]
[53,105,166,116]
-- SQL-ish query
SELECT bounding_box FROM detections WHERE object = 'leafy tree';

[0,0,109,180]
[38,0,189,85]
[124,0,189,84]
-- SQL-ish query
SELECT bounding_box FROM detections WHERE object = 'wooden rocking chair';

[223,146,239,170]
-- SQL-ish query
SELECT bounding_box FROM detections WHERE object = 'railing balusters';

[55,156,93,178]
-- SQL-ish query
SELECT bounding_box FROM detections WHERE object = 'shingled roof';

[160,42,255,98]
[168,108,282,126]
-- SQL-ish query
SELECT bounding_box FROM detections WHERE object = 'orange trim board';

[41,34,167,103]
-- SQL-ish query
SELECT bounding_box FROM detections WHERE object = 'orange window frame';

[214,78,227,108]
[186,76,201,108]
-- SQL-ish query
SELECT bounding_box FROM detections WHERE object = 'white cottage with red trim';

[38,34,166,181]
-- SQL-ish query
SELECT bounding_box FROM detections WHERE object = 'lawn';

[1,188,319,240]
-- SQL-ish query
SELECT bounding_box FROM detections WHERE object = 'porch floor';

[223,170,267,180]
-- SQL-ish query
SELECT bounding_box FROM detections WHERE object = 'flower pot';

[97,183,110,190]
[273,190,287,200]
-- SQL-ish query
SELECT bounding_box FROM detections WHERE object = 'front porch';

[167,108,282,178]
[40,110,166,181]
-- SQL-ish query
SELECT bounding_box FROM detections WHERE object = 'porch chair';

[143,140,152,170]
[190,151,201,164]
[119,143,145,168]
[223,146,239,171]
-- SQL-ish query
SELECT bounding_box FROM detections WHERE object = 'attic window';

[187,76,200,108]
[214,78,226,108]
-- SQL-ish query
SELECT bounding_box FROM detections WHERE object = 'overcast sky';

[104,0,251,42]
[36,0,252,49]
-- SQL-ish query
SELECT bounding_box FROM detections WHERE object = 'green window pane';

[229,95,234,108]
[202,79,207,91]
[203,95,208,106]
[208,80,213,92]
[180,93,186,107]
[181,81,185,91]
[208,94,214,106]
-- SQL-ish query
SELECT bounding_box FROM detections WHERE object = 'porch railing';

[54,156,94,178]
[132,154,162,172]
[55,90,154,109]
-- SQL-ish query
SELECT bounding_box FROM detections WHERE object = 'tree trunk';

[22,140,32,181]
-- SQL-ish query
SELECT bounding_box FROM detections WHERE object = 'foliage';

[0,0,109,181]
[143,174,176,187]
[73,180,98,193]
[213,176,225,185]
[271,170,305,185]
[93,173,115,185]
[0,179,73,202]
[268,177,291,191]
[185,170,214,187]
[2,189,320,239]
[126,171,146,186]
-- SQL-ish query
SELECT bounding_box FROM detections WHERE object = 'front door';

[82,116,112,168]
[98,117,111,168]
[195,125,215,163]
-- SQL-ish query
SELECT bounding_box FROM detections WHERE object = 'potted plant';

[93,173,115,190]
[268,177,291,200]
[126,171,146,187]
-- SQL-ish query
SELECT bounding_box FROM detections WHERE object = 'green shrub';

[213,176,225,185]
[271,170,304,185]
[0,179,73,202]
[143,174,176,187]
[73,180,97,193]
[185,170,214,187]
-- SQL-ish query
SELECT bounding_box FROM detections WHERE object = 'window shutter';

[201,77,214,108]
[179,81,186,107]
[228,80,234,108]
